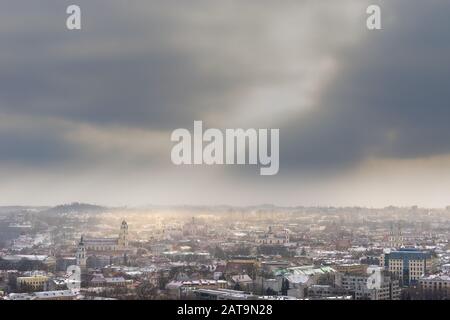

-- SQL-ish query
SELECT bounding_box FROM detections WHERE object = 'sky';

[1,0,450,207]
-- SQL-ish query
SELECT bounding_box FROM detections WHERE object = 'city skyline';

[1,203,449,301]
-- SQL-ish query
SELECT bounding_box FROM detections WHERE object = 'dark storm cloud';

[0,0,369,169]
[0,122,73,165]
[280,0,450,172]
[0,0,268,130]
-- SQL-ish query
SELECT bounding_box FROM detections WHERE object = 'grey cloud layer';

[282,0,450,172]
[1,0,449,205]
[1,1,374,124]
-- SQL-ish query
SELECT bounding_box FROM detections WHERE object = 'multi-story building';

[17,275,49,291]
[193,288,257,300]
[282,266,336,299]
[6,290,78,300]
[308,285,337,298]
[334,264,368,275]
[387,223,404,248]
[166,279,228,299]
[335,265,400,300]
[418,275,450,299]
[380,249,433,286]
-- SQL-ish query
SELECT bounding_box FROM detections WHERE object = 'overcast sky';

[1,1,450,207]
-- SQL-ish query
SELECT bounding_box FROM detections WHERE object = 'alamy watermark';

[66,5,81,30]
[171,121,280,176]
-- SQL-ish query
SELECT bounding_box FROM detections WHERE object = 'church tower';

[76,236,87,269]
[388,222,404,248]
[118,220,129,248]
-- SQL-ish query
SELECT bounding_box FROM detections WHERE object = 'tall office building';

[380,249,434,286]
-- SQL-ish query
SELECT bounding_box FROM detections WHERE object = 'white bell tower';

[76,236,87,268]
[118,220,129,248]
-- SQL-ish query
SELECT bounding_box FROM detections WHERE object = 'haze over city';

[1,0,450,208]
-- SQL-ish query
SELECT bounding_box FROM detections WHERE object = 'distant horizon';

[1,201,449,211]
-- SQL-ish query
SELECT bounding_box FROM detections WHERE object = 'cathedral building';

[256,226,290,245]
[77,220,129,254]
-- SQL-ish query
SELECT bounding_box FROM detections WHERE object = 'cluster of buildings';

[1,205,450,300]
